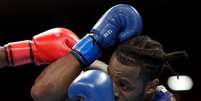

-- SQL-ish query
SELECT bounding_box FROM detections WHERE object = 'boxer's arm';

[31,54,82,101]
[31,59,106,101]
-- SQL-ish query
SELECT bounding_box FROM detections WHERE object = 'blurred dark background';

[0,0,200,101]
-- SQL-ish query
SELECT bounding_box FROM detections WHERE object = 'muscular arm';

[31,53,82,101]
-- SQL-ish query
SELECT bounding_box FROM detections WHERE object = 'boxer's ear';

[144,79,159,94]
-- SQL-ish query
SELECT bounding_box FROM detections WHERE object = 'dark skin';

[108,53,176,101]
[31,53,82,101]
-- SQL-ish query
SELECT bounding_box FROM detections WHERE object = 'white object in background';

[167,75,193,91]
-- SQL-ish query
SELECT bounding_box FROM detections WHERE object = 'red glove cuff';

[5,40,33,66]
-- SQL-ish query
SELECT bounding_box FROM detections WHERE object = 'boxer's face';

[108,55,156,101]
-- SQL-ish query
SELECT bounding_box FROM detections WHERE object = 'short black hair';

[114,36,187,82]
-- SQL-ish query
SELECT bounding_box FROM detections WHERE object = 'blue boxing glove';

[72,4,143,67]
[152,85,174,101]
[68,70,115,101]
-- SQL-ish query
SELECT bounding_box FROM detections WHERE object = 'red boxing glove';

[4,28,79,66]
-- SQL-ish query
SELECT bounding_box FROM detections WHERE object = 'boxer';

[0,5,184,101]
[31,4,143,101]
[31,4,186,101]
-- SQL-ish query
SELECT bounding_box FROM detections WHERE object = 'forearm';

[31,53,82,101]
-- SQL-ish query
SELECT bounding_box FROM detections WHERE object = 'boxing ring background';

[0,0,199,101]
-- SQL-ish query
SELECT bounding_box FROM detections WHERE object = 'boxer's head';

[108,36,183,101]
